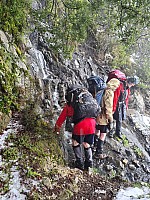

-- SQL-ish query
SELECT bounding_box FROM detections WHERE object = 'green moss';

[7,103,64,180]
[133,146,143,158]
[122,135,129,147]
[26,167,41,178]
[2,147,18,161]
[132,181,150,188]
[0,0,31,42]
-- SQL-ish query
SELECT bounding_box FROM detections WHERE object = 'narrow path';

[0,115,39,200]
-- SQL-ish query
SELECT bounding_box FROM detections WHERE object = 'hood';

[107,78,120,91]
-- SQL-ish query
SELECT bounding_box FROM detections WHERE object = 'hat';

[127,75,140,85]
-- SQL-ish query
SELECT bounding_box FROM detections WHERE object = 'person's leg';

[72,135,84,170]
[83,134,94,170]
[114,104,123,138]
[93,129,100,151]
[94,125,108,159]
[116,119,122,138]
[108,120,115,138]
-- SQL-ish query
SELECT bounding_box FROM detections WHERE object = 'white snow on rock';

[115,186,150,200]
[0,118,39,200]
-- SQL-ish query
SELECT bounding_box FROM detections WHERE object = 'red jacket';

[113,83,130,112]
[113,84,122,112]
[55,104,96,135]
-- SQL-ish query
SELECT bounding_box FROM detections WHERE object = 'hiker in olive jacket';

[94,78,120,159]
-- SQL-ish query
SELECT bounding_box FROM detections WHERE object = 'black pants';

[113,105,122,135]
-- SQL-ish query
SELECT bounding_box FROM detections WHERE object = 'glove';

[54,125,60,134]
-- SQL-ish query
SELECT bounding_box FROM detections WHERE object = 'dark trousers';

[116,119,122,135]
[113,104,123,135]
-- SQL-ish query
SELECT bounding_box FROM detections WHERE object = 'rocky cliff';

[0,28,150,199]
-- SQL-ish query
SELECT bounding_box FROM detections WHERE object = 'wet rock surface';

[0,29,150,199]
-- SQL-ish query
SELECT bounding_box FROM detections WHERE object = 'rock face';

[129,90,145,113]
[0,29,150,184]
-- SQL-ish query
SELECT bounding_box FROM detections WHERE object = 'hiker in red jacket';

[112,75,139,138]
[54,85,99,171]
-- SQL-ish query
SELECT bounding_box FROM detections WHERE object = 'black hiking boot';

[116,132,122,139]
[74,160,84,170]
[93,139,108,159]
[84,147,93,173]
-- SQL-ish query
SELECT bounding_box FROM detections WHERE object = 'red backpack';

[107,70,127,112]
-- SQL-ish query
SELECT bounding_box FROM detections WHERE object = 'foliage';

[0,0,31,114]
[0,0,30,42]
[111,42,131,68]
[121,135,129,147]
[31,0,150,58]
[0,44,21,114]
[0,176,10,194]
[1,147,18,161]
[0,0,149,113]
[132,181,150,188]
[133,146,143,158]
[99,0,150,45]
[26,167,41,178]
[138,83,150,90]
[130,30,150,85]
[32,0,94,58]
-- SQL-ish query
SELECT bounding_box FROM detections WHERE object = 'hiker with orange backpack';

[54,85,100,171]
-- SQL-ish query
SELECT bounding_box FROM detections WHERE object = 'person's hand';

[54,125,60,134]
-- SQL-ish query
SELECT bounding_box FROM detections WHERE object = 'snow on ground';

[0,118,38,200]
[131,111,150,135]
[115,186,150,200]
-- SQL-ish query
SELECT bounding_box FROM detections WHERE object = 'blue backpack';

[87,76,106,105]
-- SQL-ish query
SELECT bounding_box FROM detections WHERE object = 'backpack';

[87,76,106,105]
[107,70,127,83]
[107,70,127,120]
[65,85,100,124]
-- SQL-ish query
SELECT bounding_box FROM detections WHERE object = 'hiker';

[94,78,120,159]
[112,75,139,138]
[54,85,100,171]
[106,69,127,139]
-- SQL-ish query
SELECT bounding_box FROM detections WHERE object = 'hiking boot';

[91,145,97,152]
[93,153,108,159]
[84,147,93,172]
[84,167,93,175]
[116,132,122,139]
[84,161,93,171]
[75,160,84,170]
